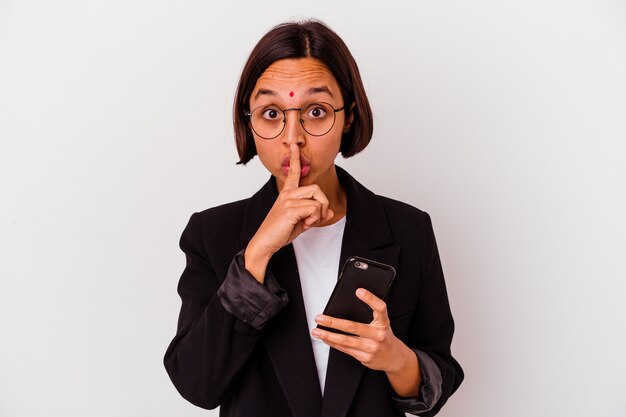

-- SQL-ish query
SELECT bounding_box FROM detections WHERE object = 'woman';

[164,20,463,417]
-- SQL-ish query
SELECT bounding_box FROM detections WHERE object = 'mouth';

[281,154,311,177]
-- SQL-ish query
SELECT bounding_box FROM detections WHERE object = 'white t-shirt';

[291,216,346,394]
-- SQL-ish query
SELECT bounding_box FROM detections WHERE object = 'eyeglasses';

[245,102,345,140]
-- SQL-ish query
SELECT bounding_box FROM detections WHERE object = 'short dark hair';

[233,20,373,165]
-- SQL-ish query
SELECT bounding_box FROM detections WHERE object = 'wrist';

[385,340,422,398]
[386,339,417,375]
[244,242,272,283]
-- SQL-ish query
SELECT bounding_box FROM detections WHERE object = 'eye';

[261,108,282,120]
[306,105,328,119]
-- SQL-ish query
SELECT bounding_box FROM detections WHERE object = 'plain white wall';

[1,1,625,416]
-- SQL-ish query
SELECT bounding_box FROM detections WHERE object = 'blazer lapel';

[237,178,323,417]
[264,245,323,417]
[321,167,400,417]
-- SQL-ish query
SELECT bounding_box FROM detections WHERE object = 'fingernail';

[315,314,323,323]
[356,288,365,296]
[312,329,321,337]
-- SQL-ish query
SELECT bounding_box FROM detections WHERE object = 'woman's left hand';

[312,288,406,373]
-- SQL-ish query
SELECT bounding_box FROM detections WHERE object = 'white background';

[1,1,625,416]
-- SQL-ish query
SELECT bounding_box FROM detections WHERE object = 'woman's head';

[233,20,373,165]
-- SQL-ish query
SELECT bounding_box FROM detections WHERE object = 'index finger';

[356,288,389,321]
[283,144,301,191]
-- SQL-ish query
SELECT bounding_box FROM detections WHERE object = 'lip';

[281,154,311,177]
[281,153,311,167]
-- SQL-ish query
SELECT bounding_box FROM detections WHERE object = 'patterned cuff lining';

[389,349,443,414]
[217,249,289,330]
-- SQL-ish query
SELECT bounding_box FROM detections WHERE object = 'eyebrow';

[254,89,278,100]
[305,86,334,97]
[253,86,334,100]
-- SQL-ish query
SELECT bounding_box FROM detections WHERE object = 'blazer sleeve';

[393,212,464,416]
[163,212,288,409]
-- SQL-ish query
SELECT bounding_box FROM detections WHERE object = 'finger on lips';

[284,144,301,190]
[282,146,335,223]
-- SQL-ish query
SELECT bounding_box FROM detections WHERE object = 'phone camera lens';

[354,261,368,270]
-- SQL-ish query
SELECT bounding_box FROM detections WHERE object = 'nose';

[281,109,306,146]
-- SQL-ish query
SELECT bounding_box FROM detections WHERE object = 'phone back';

[319,257,396,331]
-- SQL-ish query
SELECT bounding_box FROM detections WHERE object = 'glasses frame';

[244,101,345,140]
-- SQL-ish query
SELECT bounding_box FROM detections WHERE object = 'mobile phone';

[317,256,396,335]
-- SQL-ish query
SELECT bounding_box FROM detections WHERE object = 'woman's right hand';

[244,144,334,283]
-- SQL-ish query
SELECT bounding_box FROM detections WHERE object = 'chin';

[298,176,314,186]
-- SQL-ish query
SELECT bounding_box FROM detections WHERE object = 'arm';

[165,146,335,408]
[163,213,287,409]
[397,213,464,416]
[312,213,463,416]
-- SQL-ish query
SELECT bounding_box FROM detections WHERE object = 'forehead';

[251,58,340,99]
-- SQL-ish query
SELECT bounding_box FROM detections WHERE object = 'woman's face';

[248,57,352,189]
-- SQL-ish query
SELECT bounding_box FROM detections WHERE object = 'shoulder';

[337,166,436,239]
[185,198,249,236]
[178,198,252,265]
[377,194,433,228]
[338,165,430,226]
[377,194,429,221]
[196,198,249,222]
[180,176,276,256]
[181,197,249,239]
[375,194,436,245]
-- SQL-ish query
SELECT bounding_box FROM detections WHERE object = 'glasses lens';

[301,102,335,136]
[250,106,285,139]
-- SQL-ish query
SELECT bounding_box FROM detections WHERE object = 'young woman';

[164,20,463,417]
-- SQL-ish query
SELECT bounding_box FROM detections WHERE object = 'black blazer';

[164,167,463,417]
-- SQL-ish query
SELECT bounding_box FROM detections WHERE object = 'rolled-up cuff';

[217,249,289,330]
[390,349,443,414]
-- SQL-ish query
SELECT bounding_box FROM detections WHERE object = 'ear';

[342,102,356,133]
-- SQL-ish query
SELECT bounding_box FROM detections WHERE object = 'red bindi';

[289,91,294,97]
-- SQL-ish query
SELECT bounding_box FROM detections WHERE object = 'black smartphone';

[317,256,396,335]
